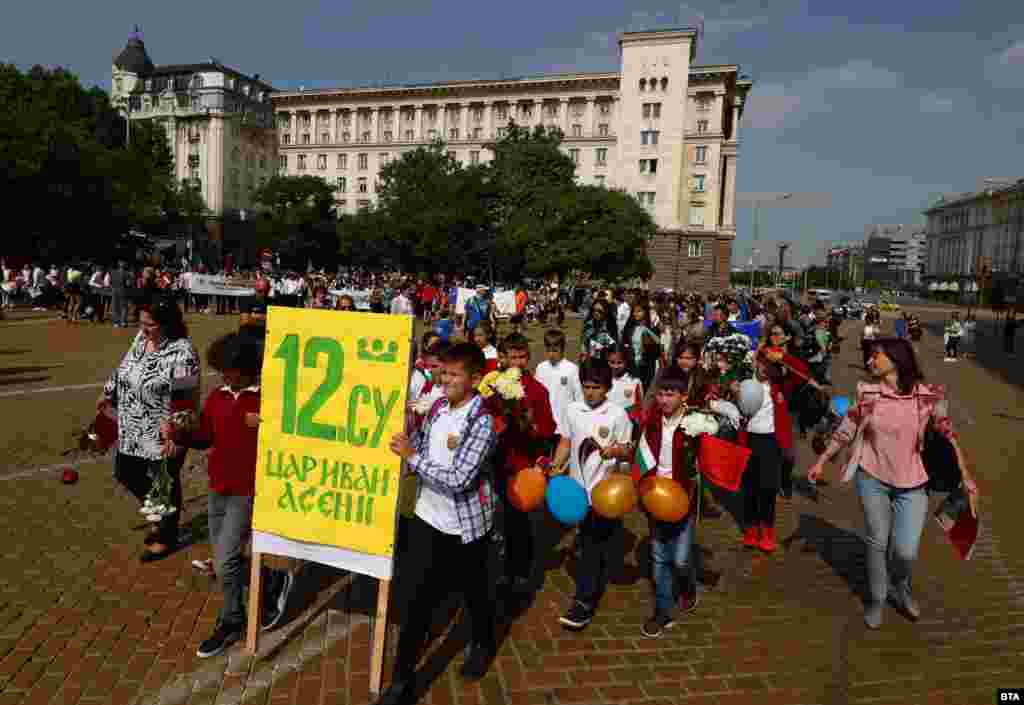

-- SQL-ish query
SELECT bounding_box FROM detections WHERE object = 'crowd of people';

[83,275,985,705]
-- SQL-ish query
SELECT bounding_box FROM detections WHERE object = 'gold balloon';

[641,477,690,522]
[591,474,638,519]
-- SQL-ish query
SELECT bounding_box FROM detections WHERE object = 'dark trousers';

[945,336,960,358]
[114,452,185,545]
[574,512,622,609]
[742,432,782,528]
[1005,326,1017,354]
[393,516,495,682]
[496,476,534,581]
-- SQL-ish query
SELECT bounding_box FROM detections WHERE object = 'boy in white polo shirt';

[550,358,633,630]
[534,329,582,436]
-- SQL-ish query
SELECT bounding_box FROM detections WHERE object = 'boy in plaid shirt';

[380,343,498,705]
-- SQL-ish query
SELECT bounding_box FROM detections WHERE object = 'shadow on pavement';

[782,513,868,604]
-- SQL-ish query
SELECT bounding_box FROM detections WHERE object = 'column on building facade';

[487,101,497,139]
[731,97,742,141]
[713,89,726,138]
[560,98,571,137]
[462,102,471,141]
[582,97,593,137]
[366,107,376,144]
[723,156,736,228]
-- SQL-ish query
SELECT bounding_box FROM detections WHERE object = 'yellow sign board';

[253,307,412,557]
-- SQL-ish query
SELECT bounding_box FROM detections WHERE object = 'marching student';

[607,345,644,417]
[163,330,293,658]
[550,358,633,630]
[379,343,499,705]
[534,328,583,436]
[473,320,499,372]
[943,311,963,362]
[494,333,557,593]
[633,367,700,637]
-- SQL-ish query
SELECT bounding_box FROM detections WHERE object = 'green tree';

[251,174,336,267]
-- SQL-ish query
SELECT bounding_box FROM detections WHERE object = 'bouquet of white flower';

[479,367,525,402]
[679,411,721,438]
[140,458,176,523]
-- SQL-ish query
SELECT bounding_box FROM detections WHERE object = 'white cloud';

[920,93,955,113]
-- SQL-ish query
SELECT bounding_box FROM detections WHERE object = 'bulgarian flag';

[631,431,658,484]
[625,383,645,426]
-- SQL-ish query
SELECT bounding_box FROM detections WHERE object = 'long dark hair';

[871,337,924,395]
[140,297,188,341]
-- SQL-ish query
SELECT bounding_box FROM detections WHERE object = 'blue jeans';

[651,516,695,618]
[855,470,929,606]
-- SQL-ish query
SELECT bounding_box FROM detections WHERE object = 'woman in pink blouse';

[807,337,979,629]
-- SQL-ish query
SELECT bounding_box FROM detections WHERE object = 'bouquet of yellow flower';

[478,367,526,434]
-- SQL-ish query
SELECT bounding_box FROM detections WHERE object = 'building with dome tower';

[110,28,277,226]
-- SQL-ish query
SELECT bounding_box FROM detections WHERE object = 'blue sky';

[4,0,1023,268]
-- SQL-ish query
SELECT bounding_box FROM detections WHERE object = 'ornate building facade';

[110,31,277,219]
[272,28,752,290]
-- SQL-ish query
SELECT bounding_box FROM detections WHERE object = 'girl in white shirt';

[472,321,499,372]
[607,346,643,415]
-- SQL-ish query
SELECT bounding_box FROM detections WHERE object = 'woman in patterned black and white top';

[99,298,200,562]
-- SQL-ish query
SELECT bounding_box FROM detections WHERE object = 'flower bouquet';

[478,368,526,434]
[140,458,176,523]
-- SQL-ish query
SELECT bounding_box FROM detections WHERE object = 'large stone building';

[923,179,1024,284]
[863,225,926,286]
[272,28,752,290]
[110,31,277,220]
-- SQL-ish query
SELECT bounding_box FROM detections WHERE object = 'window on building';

[660,77,668,91]
[403,111,413,122]
[299,134,309,145]
[598,123,609,137]
[384,131,392,142]
[342,113,352,126]
[472,107,484,122]
[689,205,705,227]
[639,159,658,175]
[259,157,266,169]
[470,150,480,165]
[449,128,459,140]
[341,131,350,142]
[692,174,705,192]
[642,102,662,119]
[473,127,483,139]
[301,115,311,128]
[404,129,414,141]
[569,148,580,165]
[696,119,709,134]
[337,177,347,192]
[297,154,306,171]
[639,78,647,91]
[495,105,508,120]
[569,124,581,138]
[358,177,368,193]
[358,153,368,170]
[641,129,660,145]
[599,102,611,115]
[278,155,287,171]
[320,132,329,144]
[637,191,655,208]
[358,199,371,210]
[428,129,438,139]
[595,148,607,166]
[496,127,507,138]
[337,154,347,169]
[695,145,707,163]
[595,175,606,186]
[281,133,291,145]
[519,104,533,119]
[688,240,705,257]
[361,131,370,143]
[317,154,327,170]
[379,153,389,167]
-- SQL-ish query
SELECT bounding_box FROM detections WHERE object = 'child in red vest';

[633,367,700,638]
[494,333,556,593]
[163,330,293,658]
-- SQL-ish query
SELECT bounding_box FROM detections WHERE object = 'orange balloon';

[641,477,690,522]
[508,467,547,512]
[592,474,638,519]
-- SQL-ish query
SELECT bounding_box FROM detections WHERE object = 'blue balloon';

[831,395,850,418]
[545,475,589,526]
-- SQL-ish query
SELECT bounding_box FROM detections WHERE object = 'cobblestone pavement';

[0,312,1022,705]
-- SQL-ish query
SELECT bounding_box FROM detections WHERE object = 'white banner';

[189,274,255,297]
[327,288,373,310]
[455,288,516,316]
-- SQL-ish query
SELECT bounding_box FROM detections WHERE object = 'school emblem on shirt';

[598,426,610,440]
[560,376,568,386]
[447,433,460,450]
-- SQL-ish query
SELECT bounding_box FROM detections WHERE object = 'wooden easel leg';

[369,578,391,698]
[246,552,263,654]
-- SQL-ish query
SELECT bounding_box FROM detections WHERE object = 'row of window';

[635,191,710,230]
[279,101,614,129]
[638,77,669,92]
[280,123,613,145]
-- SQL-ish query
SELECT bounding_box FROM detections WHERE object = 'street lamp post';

[752,193,792,291]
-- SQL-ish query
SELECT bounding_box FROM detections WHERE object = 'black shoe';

[460,642,495,681]
[196,622,243,658]
[641,613,675,638]
[558,601,593,630]
[262,570,294,631]
[372,680,414,705]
